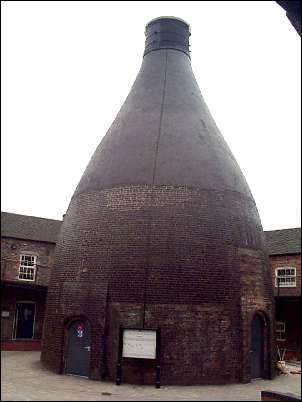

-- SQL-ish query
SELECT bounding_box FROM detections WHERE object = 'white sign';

[1,311,9,318]
[122,330,156,359]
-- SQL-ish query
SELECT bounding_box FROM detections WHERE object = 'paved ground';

[1,351,301,401]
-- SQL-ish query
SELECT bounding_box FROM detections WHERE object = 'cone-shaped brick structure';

[41,17,275,385]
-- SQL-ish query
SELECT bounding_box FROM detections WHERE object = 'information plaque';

[1,311,9,318]
[122,329,156,359]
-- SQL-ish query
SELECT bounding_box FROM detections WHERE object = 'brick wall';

[41,185,275,385]
[270,254,301,297]
[275,298,300,360]
[1,340,41,351]
[1,237,54,347]
[1,237,56,286]
[269,254,301,361]
[237,248,276,381]
[1,285,47,342]
[1,224,298,362]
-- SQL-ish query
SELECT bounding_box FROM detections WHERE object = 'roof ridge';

[1,211,62,223]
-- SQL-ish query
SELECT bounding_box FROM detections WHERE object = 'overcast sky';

[1,1,301,230]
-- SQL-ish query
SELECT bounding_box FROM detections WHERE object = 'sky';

[1,1,301,230]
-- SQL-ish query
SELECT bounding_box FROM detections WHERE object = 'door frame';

[13,301,36,340]
[62,316,91,378]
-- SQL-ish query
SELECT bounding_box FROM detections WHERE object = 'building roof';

[1,212,62,243]
[1,211,301,255]
[264,227,301,256]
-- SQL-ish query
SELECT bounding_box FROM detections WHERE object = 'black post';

[116,326,123,385]
[155,328,161,388]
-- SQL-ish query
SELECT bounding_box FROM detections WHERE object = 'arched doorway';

[65,319,91,378]
[251,314,264,379]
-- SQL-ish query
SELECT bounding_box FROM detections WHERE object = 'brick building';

[1,212,301,360]
[1,212,60,350]
[265,228,301,361]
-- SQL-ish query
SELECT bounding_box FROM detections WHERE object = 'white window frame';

[275,267,296,288]
[18,254,37,282]
[276,321,286,342]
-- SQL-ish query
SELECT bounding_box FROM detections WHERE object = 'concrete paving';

[1,351,301,401]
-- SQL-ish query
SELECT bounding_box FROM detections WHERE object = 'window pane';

[18,259,36,281]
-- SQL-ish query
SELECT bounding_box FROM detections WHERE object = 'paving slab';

[1,352,301,401]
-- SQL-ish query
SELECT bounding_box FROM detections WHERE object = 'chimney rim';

[145,16,191,33]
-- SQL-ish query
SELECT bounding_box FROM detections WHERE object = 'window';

[276,321,286,341]
[18,255,37,281]
[275,267,296,288]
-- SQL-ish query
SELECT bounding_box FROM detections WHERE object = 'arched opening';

[65,318,91,378]
[251,313,265,379]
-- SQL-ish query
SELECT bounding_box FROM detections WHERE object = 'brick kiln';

[41,17,275,385]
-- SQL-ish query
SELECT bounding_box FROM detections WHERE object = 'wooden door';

[251,314,264,379]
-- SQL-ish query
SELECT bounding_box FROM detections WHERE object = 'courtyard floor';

[1,351,301,401]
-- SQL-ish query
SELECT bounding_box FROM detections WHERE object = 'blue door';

[66,320,91,378]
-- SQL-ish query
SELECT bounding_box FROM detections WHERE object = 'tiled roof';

[264,228,301,256]
[1,212,62,243]
[1,211,301,255]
